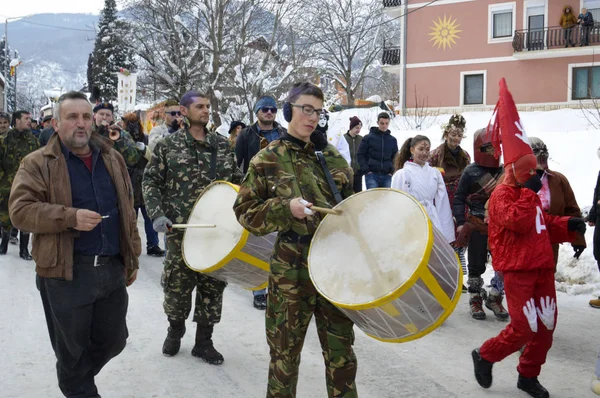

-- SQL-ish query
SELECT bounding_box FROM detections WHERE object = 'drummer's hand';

[290,198,314,219]
[457,225,463,234]
[153,216,173,233]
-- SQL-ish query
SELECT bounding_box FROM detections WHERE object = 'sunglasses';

[167,111,181,117]
[260,107,277,114]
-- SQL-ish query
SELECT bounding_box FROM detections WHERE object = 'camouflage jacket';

[0,128,40,215]
[143,128,243,227]
[233,133,353,238]
[93,124,141,167]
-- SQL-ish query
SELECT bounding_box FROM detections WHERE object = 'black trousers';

[37,257,129,398]
[594,224,600,271]
[467,230,488,287]
[353,173,363,193]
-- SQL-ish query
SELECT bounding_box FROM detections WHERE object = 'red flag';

[487,78,533,165]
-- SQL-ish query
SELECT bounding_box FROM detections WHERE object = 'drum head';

[308,189,431,308]
[182,182,245,271]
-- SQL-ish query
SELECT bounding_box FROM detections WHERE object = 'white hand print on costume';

[515,120,530,145]
[523,298,538,333]
[536,296,556,331]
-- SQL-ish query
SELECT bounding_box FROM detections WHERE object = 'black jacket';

[235,122,286,173]
[589,171,600,222]
[38,127,55,147]
[357,127,398,174]
[453,163,504,225]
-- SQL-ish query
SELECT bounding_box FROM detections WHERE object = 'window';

[463,74,484,105]
[493,12,513,38]
[488,2,516,43]
[572,66,600,100]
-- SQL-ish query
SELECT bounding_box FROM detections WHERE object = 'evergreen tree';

[87,0,136,101]
[0,37,17,112]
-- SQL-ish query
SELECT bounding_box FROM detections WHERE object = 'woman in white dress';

[391,135,455,244]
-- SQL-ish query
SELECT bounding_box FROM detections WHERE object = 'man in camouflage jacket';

[0,110,40,259]
[142,91,242,365]
[92,102,143,168]
[234,82,357,398]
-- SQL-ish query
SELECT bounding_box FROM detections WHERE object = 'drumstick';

[171,224,217,229]
[311,206,342,216]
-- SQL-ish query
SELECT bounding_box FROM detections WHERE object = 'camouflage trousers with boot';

[266,240,357,398]
[162,234,227,325]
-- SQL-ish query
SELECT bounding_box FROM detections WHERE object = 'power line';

[17,19,95,32]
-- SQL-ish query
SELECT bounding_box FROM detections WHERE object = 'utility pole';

[13,52,17,110]
[4,19,8,112]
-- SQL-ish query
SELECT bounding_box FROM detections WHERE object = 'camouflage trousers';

[266,240,357,398]
[162,234,227,325]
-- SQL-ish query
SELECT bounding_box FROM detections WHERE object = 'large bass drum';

[308,188,461,343]
[182,181,275,291]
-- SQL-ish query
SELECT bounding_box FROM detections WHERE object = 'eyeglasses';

[167,111,181,117]
[291,104,325,117]
[260,107,277,114]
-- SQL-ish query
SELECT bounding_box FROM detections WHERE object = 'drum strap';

[315,151,343,205]
[210,146,217,180]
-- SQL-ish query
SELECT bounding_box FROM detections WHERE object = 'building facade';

[383,0,600,112]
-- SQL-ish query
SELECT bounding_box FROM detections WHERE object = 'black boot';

[517,375,549,398]
[192,324,224,365]
[472,348,493,388]
[19,232,32,261]
[253,293,267,310]
[162,319,185,357]
[0,229,9,255]
[147,245,165,257]
[9,228,18,244]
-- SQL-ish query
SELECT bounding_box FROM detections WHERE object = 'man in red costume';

[471,79,586,398]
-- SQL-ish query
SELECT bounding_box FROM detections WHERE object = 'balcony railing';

[382,45,401,65]
[383,0,402,7]
[513,25,600,52]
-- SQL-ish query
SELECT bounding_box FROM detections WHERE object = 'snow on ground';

[1,222,599,398]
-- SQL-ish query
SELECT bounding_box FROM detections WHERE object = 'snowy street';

[1,219,599,398]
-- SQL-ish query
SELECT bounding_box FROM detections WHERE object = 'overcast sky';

[0,1,106,19]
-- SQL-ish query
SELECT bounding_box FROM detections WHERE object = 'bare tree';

[225,0,310,123]
[402,86,440,131]
[126,0,308,125]
[303,0,384,106]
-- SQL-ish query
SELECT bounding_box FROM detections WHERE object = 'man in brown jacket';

[530,137,586,266]
[8,91,141,398]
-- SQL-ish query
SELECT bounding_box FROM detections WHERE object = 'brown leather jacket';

[8,133,141,280]
[544,169,586,264]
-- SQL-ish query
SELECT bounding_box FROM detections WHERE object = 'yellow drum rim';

[365,258,463,343]
[308,188,435,311]
[182,181,253,273]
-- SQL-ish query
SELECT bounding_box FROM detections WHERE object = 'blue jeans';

[135,206,159,249]
[365,172,392,189]
[253,288,266,297]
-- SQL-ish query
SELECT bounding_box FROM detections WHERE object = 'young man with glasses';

[149,99,182,152]
[234,82,357,397]
[235,95,287,310]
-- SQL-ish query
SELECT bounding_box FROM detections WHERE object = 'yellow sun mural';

[429,15,462,50]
